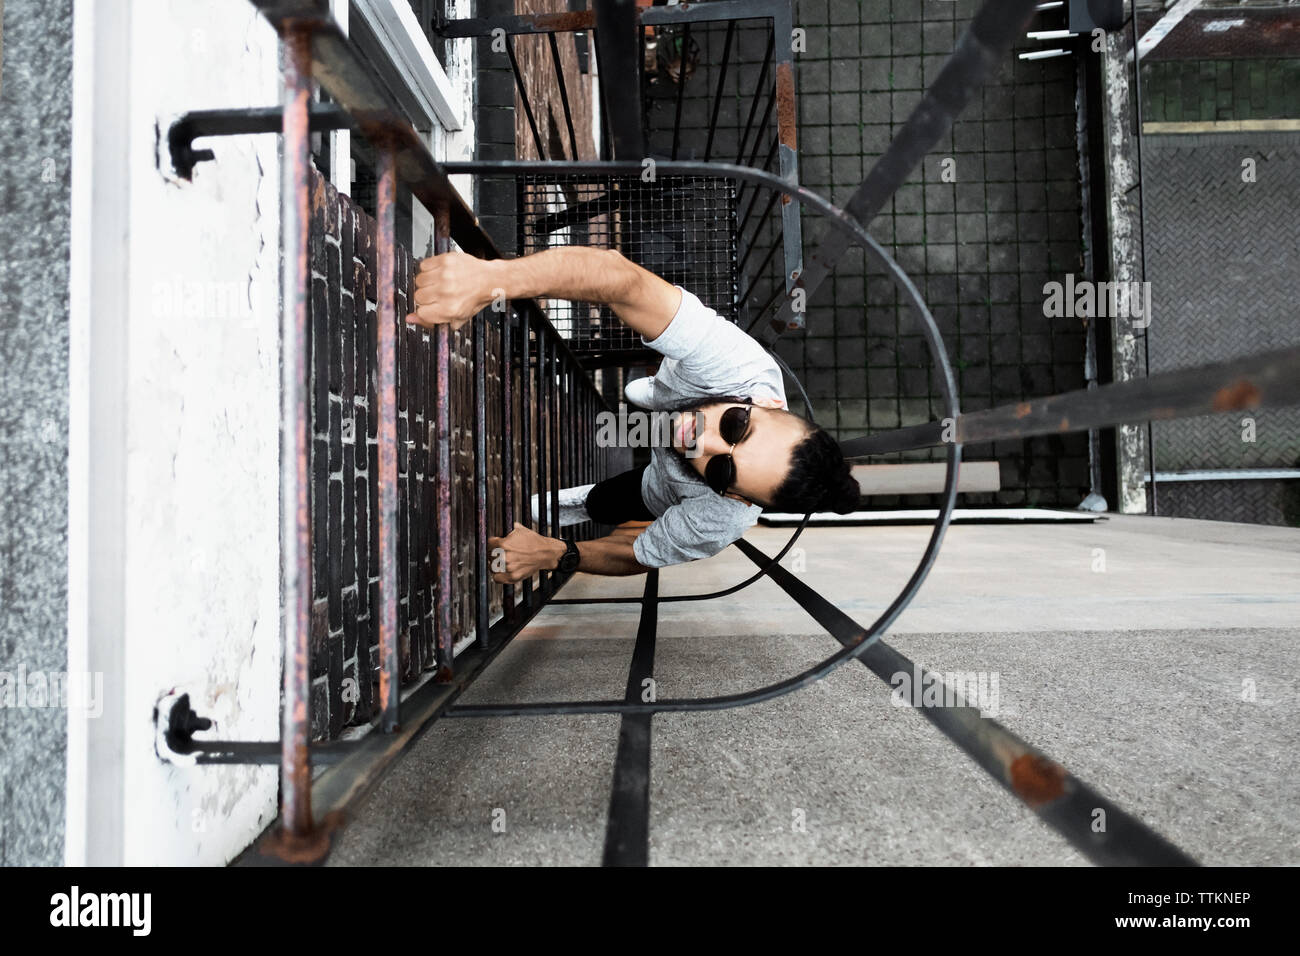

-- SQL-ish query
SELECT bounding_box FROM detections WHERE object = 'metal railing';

[162,0,611,862]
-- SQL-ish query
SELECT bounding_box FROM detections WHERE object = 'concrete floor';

[327,513,1300,866]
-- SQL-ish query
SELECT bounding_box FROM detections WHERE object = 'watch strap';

[558,537,581,573]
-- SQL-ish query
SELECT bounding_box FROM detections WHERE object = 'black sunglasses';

[703,404,754,496]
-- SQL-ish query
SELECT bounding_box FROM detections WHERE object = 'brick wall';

[513,0,598,161]
[307,169,506,739]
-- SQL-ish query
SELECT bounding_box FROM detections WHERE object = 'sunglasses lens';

[719,405,751,445]
[705,454,734,495]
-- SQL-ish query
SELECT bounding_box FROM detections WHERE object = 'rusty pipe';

[279,22,314,838]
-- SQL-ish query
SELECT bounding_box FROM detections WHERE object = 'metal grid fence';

[517,172,738,362]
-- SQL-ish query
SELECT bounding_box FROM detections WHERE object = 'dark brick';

[310,177,326,237]
[960,301,990,331]
[958,334,989,365]
[328,477,342,634]
[312,276,330,433]
[896,335,928,367]
[900,366,930,397]
[341,291,356,400]
[327,247,342,392]
[925,274,958,304]
[954,181,985,214]
[1025,364,1055,394]
[341,202,354,266]
[355,474,369,615]
[957,242,989,272]
[479,107,516,144]
[342,439,356,585]
[396,315,408,416]
[309,677,329,740]
[313,437,329,597]
[990,305,1021,334]
[477,68,515,107]
[367,306,379,433]
[868,366,898,397]
[1015,179,1048,212]
[356,217,375,285]
[985,182,1017,213]
[353,268,369,398]
[398,412,408,473]
[310,226,328,277]
[1048,209,1079,242]
[329,398,342,474]
[477,184,517,217]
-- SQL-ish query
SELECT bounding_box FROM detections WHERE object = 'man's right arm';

[407,247,682,342]
[487,521,653,580]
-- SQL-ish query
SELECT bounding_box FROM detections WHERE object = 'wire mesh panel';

[641,13,795,332]
[516,172,738,364]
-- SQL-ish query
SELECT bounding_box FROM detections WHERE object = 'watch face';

[559,541,580,572]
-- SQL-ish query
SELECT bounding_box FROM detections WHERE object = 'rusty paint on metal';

[259,810,345,865]
[280,22,315,840]
[1059,416,1069,431]
[1009,753,1067,808]
[1015,402,1032,418]
[376,146,400,733]
[1212,380,1261,411]
[518,10,596,32]
[775,62,797,206]
[775,61,798,151]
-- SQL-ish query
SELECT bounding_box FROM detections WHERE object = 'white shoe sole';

[623,376,655,408]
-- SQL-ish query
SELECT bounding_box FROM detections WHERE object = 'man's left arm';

[407,247,681,343]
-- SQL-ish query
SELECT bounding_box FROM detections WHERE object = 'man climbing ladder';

[405,246,859,580]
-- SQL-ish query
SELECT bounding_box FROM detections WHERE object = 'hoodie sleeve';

[641,286,785,401]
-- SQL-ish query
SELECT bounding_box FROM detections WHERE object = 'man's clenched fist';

[487,522,569,584]
[406,250,500,331]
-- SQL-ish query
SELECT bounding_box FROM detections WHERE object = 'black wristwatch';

[557,537,581,574]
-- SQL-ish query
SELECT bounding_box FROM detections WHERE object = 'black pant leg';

[584,465,656,524]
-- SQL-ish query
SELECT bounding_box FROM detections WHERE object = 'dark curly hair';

[766,425,860,514]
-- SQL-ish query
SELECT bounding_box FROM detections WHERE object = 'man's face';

[670,399,808,506]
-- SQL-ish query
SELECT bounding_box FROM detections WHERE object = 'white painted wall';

[123,0,286,865]
[70,0,284,865]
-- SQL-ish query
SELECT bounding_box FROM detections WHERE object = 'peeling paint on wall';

[1101,30,1150,515]
[112,0,285,865]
